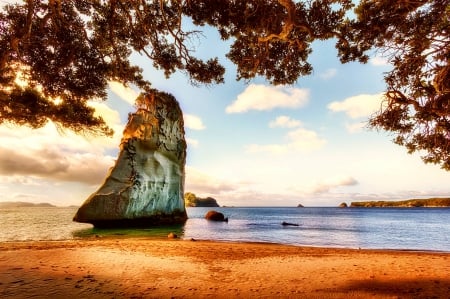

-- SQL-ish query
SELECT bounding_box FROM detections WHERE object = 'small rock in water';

[281,221,299,227]
[339,202,348,208]
[205,210,228,222]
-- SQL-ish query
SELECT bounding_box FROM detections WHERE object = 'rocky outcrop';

[205,210,228,222]
[339,202,348,208]
[73,91,187,227]
[184,192,220,207]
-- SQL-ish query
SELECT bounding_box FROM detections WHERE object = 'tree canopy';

[0,0,449,169]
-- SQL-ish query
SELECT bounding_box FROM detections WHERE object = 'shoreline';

[2,233,450,254]
[1,238,449,298]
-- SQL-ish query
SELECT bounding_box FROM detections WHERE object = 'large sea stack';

[73,91,187,227]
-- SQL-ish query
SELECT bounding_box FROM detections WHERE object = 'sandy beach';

[0,238,449,298]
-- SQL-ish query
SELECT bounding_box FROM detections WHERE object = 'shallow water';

[1,206,449,251]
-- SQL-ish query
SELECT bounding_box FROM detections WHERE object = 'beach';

[0,238,449,298]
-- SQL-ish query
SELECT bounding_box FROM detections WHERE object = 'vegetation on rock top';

[184,192,220,207]
[350,198,450,208]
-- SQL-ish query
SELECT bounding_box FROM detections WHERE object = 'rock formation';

[205,210,228,222]
[73,91,187,227]
[184,192,220,207]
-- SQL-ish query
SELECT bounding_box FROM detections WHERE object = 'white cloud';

[328,93,384,119]
[0,97,124,186]
[87,101,125,147]
[184,114,206,130]
[185,166,302,206]
[310,176,358,194]
[0,126,115,185]
[226,84,309,113]
[345,121,367,133]
[88,101,121,125]
[319,68,337,80]
[185,166,238,195]
[108,81,139,105]
[269,115,302,128]
[245,144,287,154]
[186,138,199,148]
[286,128,327,151]
[245,128,326,154]
[370,55,389,66]
[0,176,41,186]
[0,147,114,186]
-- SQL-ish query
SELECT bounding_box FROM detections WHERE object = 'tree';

[336,0,450,170]
[0,1,448,169]
[0,0,224,135]
[184,192,197,207]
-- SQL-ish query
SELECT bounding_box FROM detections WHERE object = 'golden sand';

[1,238,449,298]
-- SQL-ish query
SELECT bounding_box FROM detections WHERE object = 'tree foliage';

[337,0,450,170]
[0,0,225,135]
[0,0,449,169]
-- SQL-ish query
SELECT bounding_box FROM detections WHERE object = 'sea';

[1,206,449,252]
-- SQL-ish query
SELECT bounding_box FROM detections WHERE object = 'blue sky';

[0,24,449,207]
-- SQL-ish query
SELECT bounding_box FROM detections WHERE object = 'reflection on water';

[72,224,185,239]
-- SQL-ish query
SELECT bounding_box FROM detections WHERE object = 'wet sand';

[1,238,449,298]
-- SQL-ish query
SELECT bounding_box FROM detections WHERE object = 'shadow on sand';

[339,278,450,298]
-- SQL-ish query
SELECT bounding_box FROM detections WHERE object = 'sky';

[1,23,449,207]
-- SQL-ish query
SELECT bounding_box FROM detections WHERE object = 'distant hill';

[184,192,220,207]
[350,198,450,208]
[0,201,56,208]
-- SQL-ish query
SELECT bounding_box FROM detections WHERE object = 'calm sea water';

[0,206,449,251]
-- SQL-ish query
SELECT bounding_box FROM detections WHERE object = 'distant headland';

[349,198,450,208]
[0,202,56,208]
[184,192,220,207]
